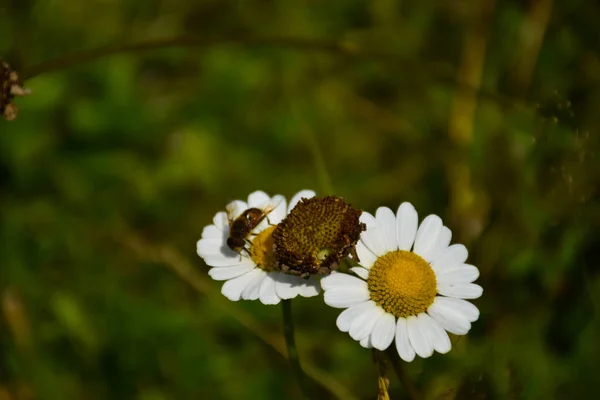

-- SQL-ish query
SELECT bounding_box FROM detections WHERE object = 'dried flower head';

[1,59,31,121]
[273,196,366,278]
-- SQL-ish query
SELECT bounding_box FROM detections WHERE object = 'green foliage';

[1,0,599,398]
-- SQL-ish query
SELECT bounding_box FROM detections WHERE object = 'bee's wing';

[225,202,238,223]
[263,195,285,214]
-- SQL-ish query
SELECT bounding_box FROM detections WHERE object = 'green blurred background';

[1,0,599,399]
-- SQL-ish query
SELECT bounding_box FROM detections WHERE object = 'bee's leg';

[266,216,276,227]
[241,247,252,258]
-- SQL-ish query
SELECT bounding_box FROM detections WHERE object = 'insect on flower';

[226,195,284,256]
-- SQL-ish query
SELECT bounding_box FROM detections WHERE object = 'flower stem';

[281,299,308,398]
[384,347,422,400]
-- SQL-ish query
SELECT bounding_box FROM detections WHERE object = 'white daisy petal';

[360,212,387,256]
[241,270,268,300]
[324,287,371,308]
[431,244,468,272]
[288,190,316,213]
[196,238,225,256]
[247,191,271,208]
[350,267,369,280]
[430,226,452,263]
[396,202,418,251]
[336,301,375,332]
[436,264,480,284]
[201,225,223,240]
[413,215,443,262]
[407,315,434,358]
[437,283,483,299]
[349,305,383,341]
[376,207,398,252]
[355,240,378,269]
[269,196,287,225]
[221,269,263,301]
[298,278,320,297]
[360,335,372,349]
[395,318,416,362]
[200,254,248,267]
[370,312,396,350]
[418,313,451,354]
[208,264,256,281]
[259,274,281,305]
[212,211,229,231]
[427,297,472,335]
[273,273,299,300]
[432,297,480,323]
[321,272,368,291]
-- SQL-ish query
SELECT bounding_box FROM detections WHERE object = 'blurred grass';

[1,0,600,399]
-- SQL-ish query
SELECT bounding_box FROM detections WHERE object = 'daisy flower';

[197,190,320,305]
[321,202,482,361]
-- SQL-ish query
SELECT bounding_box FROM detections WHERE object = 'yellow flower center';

[367,250,437,318]
[250,226,277,271]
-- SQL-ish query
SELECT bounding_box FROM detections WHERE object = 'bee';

[226,195,284,255]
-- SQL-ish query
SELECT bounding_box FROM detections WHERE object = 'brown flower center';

[273,196,365,278]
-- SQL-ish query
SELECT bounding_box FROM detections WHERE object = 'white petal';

[288,190,316,213]
[355,240,377,269]
[418,313,451,354]
[269,196,288,225]
[321,272,367,291]
[247,191,271,208]
[396,202,418,251]
[324,287,371,308]
[350,267,369,280]
[413,215,443,262]
[429,226,452,263]
[437,283,483,299]
[241,270,268,300]
[259,274,281,305]
[336,301,375,332]
[360,212,387,256]
[431,244,468,272]
[196,238,225,257]
[376,207,397,253]
[201,225,223,240]
[436,264,480,284]
[208,263,256,281]
[221,269,262,301]
[213,211,229,231]
[395,318,416,362]
[273,273,299,300]
[427,297,471,335]
[407,315,434,358]
[360,335,372,349]
[433,297,480,322]
[298,278,320,297]
[349,306,383,341]
[370,312,396,350]
[200,253,249,267]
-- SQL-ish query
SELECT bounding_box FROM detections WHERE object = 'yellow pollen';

[367,250,437,318]
[250,226,277,271]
